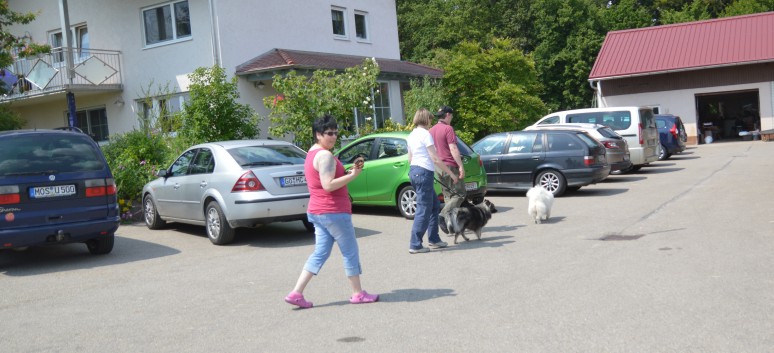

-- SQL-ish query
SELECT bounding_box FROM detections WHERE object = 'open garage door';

[695,90,760,144]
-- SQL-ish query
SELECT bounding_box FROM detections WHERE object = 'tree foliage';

[437,38,548,143]
[0,104,24,130]
[179,66,259,145]
[402,76,446,118]
[264,58,380,149]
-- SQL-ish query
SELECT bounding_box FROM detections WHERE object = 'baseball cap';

[435,106,454,118]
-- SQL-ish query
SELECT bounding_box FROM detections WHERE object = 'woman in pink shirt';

[285,115,378,308]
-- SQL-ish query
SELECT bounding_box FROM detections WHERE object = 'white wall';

[597,81,774,140]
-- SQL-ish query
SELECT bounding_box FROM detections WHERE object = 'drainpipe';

[59,0,76,127]
[589,80,603,108]
[208,0,222,67]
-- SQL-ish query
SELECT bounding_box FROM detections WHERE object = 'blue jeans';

[304,213,362,277]
[409,165,442,250]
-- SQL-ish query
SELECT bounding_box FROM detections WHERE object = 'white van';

[532,107,659,171]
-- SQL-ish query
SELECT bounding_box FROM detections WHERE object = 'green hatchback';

[335,131,487,219]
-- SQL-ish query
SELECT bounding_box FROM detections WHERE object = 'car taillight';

[602,141,620,149]
[584,155,594,166]
[638,123,644,145]
[669,124,678,139]
[478,157,483,167]
[85,179,117,197]
[232,171,265,192]
[0,185,20,205]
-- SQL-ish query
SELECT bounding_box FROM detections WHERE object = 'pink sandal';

[284,291,313,308]
[350,290,379,304]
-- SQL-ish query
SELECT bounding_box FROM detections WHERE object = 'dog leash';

[433,175,467,199]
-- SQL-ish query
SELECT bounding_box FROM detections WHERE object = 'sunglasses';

[322,130,338,136]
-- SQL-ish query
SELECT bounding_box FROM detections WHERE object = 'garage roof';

[589,11,774,80]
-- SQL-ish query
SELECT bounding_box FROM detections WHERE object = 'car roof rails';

[53,126,85,134]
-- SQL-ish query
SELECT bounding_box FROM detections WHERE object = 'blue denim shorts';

[304,212,362,277]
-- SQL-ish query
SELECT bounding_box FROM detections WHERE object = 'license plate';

[280,176,306,187]
[30,184,76,198]
[465,182,477,191]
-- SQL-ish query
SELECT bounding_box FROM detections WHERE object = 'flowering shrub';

[102,130,171,203]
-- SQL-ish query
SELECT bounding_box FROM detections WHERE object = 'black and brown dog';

[441,199,494,244]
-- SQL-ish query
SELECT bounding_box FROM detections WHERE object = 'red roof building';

[589,12,774,145]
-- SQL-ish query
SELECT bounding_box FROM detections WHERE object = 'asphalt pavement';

[2,140,773,353]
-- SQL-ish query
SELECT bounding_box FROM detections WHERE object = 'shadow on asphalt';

[304,287,458,308]
[563,188,629,197]
[0,236,180,277]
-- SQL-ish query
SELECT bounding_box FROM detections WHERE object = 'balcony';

[1,48,122,107]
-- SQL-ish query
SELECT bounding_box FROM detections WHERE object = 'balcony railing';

[1,48,122,102]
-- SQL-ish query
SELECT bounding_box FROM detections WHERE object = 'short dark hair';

[312,114,338,136]
[435,106,454,118]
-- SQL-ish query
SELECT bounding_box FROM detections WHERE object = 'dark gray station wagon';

[472,130,610,196]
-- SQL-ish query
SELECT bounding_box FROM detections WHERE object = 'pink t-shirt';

[429,121,458,167]
[305,148,352,215]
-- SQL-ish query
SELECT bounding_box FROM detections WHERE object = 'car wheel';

[206,201,235,245]
[86,233,114,255]
[143,194,166,230]
[302,219,315,233]
[536,169,566,197]
[658,144,671,160]
[397,185,417,220]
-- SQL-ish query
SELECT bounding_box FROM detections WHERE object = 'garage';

[588,12,774,145]
[696,90,761,144]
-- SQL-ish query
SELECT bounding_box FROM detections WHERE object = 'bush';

[102,130,170,204]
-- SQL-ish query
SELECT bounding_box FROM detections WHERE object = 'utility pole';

[59,0,76,127]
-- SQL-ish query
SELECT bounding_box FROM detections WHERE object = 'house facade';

[3,0,441,142]
[589,12,774,145]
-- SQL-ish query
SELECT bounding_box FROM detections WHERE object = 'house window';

[355,11,369,41]
[50,24,89,64]
[143,0,191,47]
[76,26,89,59]
[331,7,347,38]
[73,107,109,142]
[354,82,391,132]
[373,82,391,128]
[138,93,188,133]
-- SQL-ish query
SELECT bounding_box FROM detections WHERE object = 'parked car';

[654,114,687,160]
[471,130,610,196]
[0,127,119,254]
[532,106,659,172]
[525,123,632,172]
[141,140,312,245]
[334,131,487,219]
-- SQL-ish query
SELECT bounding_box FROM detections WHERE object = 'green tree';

[264,58,380,149]
[437,38,548,143]
[402,76,446,119]
[721,0,774,16]
[0,103,24,130]
[179,66,259,145]
[0,5,50,94]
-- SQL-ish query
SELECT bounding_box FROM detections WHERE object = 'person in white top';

[406,108,458,254]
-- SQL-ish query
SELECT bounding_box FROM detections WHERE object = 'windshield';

[228,145,306,167]
[0,134,105,177]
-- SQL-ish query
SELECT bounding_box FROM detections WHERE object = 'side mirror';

[156,169,169,178]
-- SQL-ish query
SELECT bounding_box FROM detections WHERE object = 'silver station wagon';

[142,140,312,245]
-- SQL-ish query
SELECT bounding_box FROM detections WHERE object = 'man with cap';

[429,106,466,234]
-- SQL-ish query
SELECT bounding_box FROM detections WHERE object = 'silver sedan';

[141,140,311,245]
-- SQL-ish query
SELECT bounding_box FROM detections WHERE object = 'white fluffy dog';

[526,186,554,224]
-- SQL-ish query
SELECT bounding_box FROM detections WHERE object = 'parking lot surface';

[2,141,773,353]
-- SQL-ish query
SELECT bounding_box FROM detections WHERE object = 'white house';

[589,12,774,145]
[3,0,441,142]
